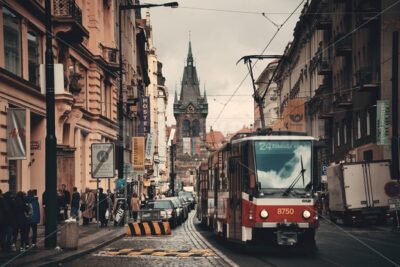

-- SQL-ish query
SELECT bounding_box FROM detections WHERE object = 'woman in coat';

[82,189,95,225]
[130,193,140,222]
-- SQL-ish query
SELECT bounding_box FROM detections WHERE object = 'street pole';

[392,31,399,180]
[44,0,58,248]
[247,59,266,129]
[170,139,175,196]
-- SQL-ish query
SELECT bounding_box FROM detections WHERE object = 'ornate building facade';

[173,41,208,187]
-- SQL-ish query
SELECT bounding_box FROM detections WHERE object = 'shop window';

[3,7,21,76]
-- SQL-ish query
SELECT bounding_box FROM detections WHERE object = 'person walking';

[26,190,40,248]
[61,184,71,220]
[70,187,80,220]
[57,189,66,223]
[106,190,113,222]
[12,191,29,251]
[1,191,14,251]
[98,188,109,227]
[130,193,140,222]
[82,188,95,225]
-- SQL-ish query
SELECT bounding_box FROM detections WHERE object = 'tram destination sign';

[91,143,115,178]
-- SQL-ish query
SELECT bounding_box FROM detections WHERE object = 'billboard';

[139,96,150,134]
[7,108,27,160]
[133,137,145,172]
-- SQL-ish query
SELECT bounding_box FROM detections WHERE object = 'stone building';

[0,0,154,216]
[173,41,208,187]
[273,0,400,169]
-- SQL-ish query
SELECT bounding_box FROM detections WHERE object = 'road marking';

[93,248,217,258]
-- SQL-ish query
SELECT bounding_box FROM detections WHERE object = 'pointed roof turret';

[180,39,201,104]
[204,86,207,103]
[174,90,178,103]
[187,41,193,65]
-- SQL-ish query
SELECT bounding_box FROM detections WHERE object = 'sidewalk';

[0,221,126,267]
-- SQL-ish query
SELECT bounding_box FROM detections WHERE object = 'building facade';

[173,41,208,187]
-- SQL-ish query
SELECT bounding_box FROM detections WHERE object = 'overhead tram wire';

[211,0,306,128]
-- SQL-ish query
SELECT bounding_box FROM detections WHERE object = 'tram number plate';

[277,208,295,215]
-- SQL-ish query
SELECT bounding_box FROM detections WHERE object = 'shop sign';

[7,108,26,160]
[376,100,390,145]
[139,96,150,134]
[31,141,41,150]
[133,137,145,172]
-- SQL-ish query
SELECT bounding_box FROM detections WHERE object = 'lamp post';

[237,55,282,129]
[117,1,178,217]
[44,0,58,248]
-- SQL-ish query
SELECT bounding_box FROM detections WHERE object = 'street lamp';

[117,1,178,218]
[237,55,282,129]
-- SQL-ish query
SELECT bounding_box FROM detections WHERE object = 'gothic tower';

[173,40,208,187]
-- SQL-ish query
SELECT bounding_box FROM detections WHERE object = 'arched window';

[192,119,200,137]
[182,120,190,137]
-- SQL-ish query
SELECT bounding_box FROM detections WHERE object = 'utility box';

[327,160,392,224]
[60,221,79,249]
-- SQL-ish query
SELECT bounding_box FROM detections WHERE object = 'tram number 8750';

[277,208,295,215]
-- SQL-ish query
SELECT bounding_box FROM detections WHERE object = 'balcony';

[101,45,119,72]
[334,33,352,56]
[353,67,379,91]
[318,96,333,119]
[355,0,379,27]
[317,58,331,75]
[334,92,353,108]
[53,0,89,43]
[316,15,332,30]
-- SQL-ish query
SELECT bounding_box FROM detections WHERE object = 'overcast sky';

[148,0,305,135]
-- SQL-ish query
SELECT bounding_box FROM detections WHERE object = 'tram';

[197,130,319,246]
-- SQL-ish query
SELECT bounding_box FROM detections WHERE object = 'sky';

[147,0,305,135]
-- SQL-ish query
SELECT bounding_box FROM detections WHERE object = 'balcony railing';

[355,0,379,27]
[353,67,379,91]
[334,92,352,108]
[53,0,82,24]
[317,58,331,75]
[316,15,331,30]
[334,33,352,56]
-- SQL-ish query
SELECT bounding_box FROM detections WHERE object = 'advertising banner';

[133,137,145,172]
[139,96,150,134]
[7,108,27,160]
[145,132,154,163]
[376,100,390,145]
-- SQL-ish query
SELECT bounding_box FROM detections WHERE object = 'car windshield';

[255,140,311,191]
[152,200,172,209]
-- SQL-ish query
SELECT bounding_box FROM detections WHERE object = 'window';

[357,113,361,139]
[3,7,21,76]
[343,123,347,144]
[182,120,190,137]
[192,119,200,137]
[366,111,371,136]
[28,31,41,85]
[337,125,340,147]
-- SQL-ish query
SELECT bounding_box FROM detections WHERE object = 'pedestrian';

[26,190,40,248]
[140,193,147,209]
[106,190,113,221]
[12,191,29,251]
[82,188,95,225]
[130,193,140,222]
[42,190,47,225]
[57,189,66,223]
[98,188,109,227]
[2,191,14,251]
[0,189,5,251]
[61,184,71,220]
[70,187,80,220]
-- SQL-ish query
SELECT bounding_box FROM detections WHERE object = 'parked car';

[147,199,179,228]
[179,191,195,210]
[168,197,188,222]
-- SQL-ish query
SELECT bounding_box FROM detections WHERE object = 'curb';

[34,230,126,267]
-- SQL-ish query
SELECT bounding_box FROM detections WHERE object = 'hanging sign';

[7,108,27,160]
[133,137,145,171]
[139,96,150,134]
[91,143,115,178]
[376,100,390,145]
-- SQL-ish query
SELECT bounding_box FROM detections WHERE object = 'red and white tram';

[197,130,319,246]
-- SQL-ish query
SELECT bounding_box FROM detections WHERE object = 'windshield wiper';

[282,156,306,197]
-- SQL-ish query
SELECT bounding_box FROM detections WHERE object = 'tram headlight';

[260,209,269,219]
[302,210,311,219]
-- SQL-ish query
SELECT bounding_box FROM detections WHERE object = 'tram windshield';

[254,140,312,194]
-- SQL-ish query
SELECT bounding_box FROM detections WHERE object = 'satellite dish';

[384,181,400,198]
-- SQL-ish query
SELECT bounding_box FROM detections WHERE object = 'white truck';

[327,160,392,225]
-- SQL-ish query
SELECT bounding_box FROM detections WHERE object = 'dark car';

[179,191,195,210]
[168,197,188,223]
[147,199,179,228]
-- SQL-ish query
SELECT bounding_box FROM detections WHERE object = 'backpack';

[25,203,33,221]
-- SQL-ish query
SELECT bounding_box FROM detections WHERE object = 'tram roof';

[231,135,315,144]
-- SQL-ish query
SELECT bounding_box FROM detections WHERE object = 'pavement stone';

[0,221,125,267]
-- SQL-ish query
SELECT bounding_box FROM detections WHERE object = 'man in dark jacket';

[98,188,109,227]
[1,191,14,251]
[61,184,71,220]
[26,190,40,247]
[70,187,80,220]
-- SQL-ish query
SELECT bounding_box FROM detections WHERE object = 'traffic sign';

[91,143,115,178]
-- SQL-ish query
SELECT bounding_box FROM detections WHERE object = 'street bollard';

[59,220,79,249]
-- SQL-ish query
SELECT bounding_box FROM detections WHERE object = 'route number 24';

[277,208,295,215]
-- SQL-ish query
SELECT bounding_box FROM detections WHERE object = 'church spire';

[187,40,193,65]
[174,89,178,103]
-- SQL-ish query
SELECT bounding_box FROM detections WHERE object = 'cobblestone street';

[64,211,232,267]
